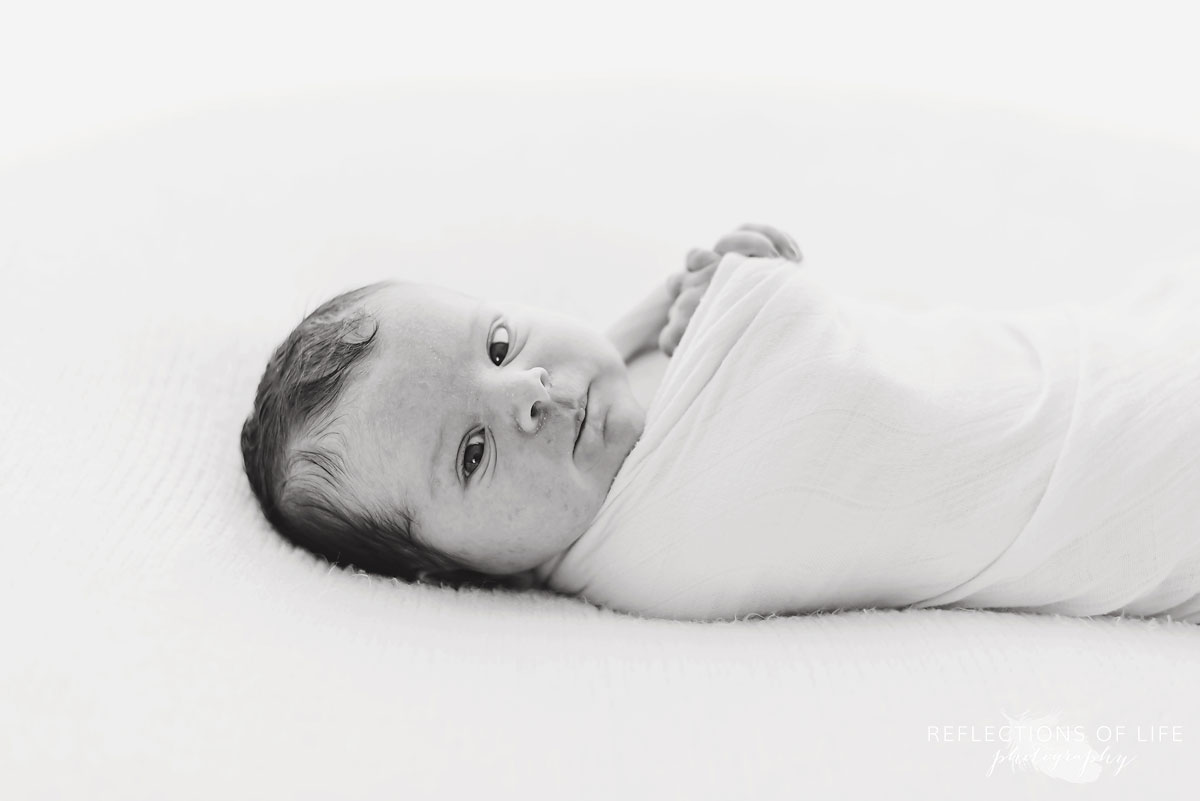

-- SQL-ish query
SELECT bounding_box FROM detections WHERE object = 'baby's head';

[241,279,646,589]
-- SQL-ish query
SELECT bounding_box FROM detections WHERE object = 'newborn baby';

[241,224,788,591]
[243,223,1200,623]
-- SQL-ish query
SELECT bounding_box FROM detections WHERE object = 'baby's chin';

[594,375,648,497]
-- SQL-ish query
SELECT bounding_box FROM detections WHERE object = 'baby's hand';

[658,223,802,357]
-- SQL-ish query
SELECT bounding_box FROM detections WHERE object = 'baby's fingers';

[658,324,681,357]
[686,247,721,273]
[665,271,685,301]
[738,223,802,262]
[658,287,704,356]
[713,229,779,258]
[659,313,690,357]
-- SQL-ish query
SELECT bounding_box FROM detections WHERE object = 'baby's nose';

[511,366,551,435]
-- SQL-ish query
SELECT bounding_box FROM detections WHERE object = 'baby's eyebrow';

[429,419,447,497]
[467,300,484,350]
[428,300,485,497]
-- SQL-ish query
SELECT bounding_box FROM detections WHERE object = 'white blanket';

[541,254,1200,622]
[8,86,1200,799]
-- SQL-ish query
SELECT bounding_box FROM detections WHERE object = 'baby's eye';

[462,432,485,479]
[488,324,510,366]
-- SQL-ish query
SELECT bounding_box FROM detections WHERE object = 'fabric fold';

[542,254,1200,622]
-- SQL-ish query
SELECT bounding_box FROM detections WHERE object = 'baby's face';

[335,281,646,575]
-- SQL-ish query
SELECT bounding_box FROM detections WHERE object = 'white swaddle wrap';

[539,253,1200,622]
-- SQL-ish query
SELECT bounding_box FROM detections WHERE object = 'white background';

[3,0,1200,169]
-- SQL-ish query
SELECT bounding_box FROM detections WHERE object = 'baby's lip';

[572,389,589,452]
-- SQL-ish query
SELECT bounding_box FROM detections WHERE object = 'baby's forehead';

[369,281,485,347]
[348,283,475,407]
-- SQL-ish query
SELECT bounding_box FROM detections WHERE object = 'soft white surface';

[3,83,1200,799]
[548,252,1200,622]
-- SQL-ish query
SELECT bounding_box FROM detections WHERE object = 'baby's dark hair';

[240,281,532,591]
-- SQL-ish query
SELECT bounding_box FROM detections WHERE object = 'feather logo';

[987,710,1113,782]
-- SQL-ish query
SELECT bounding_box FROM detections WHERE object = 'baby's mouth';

[572,389,589,452]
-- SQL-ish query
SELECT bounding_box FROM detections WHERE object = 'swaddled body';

[535,254,1200,622]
